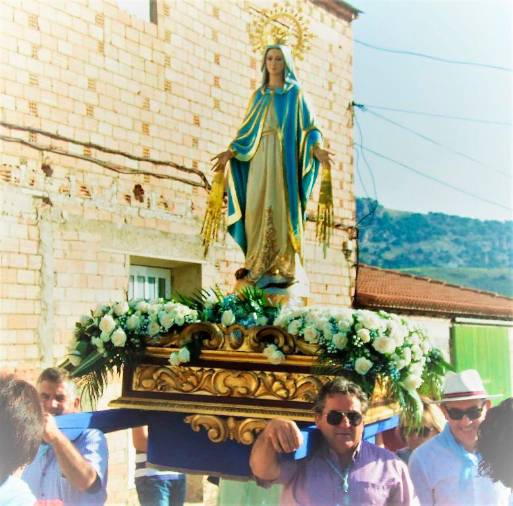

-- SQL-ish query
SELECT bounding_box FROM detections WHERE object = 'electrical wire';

[360,104,512,127]
[353,103,511,179]
[355,115,379,199]
[355,143,512,212]
[354,39,513,72]
[353,115,379,227]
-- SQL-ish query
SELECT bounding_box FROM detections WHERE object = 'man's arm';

[43,414,99,492]
[249,419,303,481]
[389,459,420,506]
[408,450,434,506]
[132,426,148,453]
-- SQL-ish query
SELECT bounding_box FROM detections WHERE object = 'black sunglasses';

[445,404,485,421]
[326,410,363,427]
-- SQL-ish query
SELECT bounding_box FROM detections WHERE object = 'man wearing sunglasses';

[409,369,511,505]
[250,378,418,505]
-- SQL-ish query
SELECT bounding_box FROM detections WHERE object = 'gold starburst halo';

[248,4,314,60]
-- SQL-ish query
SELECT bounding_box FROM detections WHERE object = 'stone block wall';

[0,0,357,502]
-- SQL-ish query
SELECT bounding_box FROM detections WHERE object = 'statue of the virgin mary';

[205,41,333,297]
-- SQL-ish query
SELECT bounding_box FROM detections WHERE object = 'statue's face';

[265,48,285,79]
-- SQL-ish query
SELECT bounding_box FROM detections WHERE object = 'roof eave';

[310,0,360,23]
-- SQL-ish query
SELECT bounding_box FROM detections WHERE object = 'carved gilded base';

[133,364,327,403]
[184,415,267,445]
[110,325,400,438]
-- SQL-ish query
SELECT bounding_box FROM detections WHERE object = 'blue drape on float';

[54,409,399,477]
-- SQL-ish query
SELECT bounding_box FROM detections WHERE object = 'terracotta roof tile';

[355,264,513,320]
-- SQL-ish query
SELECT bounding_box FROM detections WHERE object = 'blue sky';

[351,0,512,222]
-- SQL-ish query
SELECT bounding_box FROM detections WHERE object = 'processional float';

[61,4,448,481]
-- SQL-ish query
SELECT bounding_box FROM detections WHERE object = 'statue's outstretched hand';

[314,147,335,167]
[211,150,234,173]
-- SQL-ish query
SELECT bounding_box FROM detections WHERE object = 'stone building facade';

[0,0,357,502]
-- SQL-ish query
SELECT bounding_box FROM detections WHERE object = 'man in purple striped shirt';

[250,378,418,506]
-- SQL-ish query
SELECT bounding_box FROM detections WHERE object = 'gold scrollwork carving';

[133,366,326,403]
[158,323,320,355]
[184,415,267,445]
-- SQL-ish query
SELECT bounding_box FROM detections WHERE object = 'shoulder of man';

[409,432,444,465]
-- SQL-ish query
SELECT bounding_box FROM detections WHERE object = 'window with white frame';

[116,0,157,24]
[128,265,171,300]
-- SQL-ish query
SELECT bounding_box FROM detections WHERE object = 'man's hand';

[263,419,303,454]
[42,413,63,445]
[249,418,303,481]
[45,416,99,492]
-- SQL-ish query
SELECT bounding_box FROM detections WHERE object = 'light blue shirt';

[0,475,36,506]
[22,428,108,506]
[409,425,511,506]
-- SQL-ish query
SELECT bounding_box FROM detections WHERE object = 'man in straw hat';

[408,369,511,505]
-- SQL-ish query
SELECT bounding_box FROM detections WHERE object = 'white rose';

[177,346,190,363]
[221,310,235,326]
[136,301,149,313]
[159,312,174,329]
[111,327,127,347]
[113,301,128,316]
[148,321,161,336]
[263,344,277,356]
[409,332,420,346]
[69,354,81,366]
[169,352,181,366]
[99,314,116,334]
[337,317,353,332]
[203,293,218,309]
[148,304,161,315]
[356,310,383,330]
[355,357,373,375]
[402,374,423,391]
[388,321,408,346]
[321,322,333,340]
[287,320,302,336]
[372,336,396,355]
[93,304,108,317]
[303,326,319,344]
[394,358,408,371]
[409,362,424,378]
[263,344,284,364]
[79,314,91,326]
[126,314,141,330]
[357,328,371,343]
[163,302,173,312]
[175,315,185,326]
[332,332,348,350]
[268,349,285,365]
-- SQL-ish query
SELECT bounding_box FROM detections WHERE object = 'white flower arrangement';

[64,291,449,419]
[271,305,446,420]
[64,298,201,401]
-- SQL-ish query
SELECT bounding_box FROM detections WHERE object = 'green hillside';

[356,198,513,297]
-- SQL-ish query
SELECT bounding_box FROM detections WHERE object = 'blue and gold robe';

[226,46,322,282]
